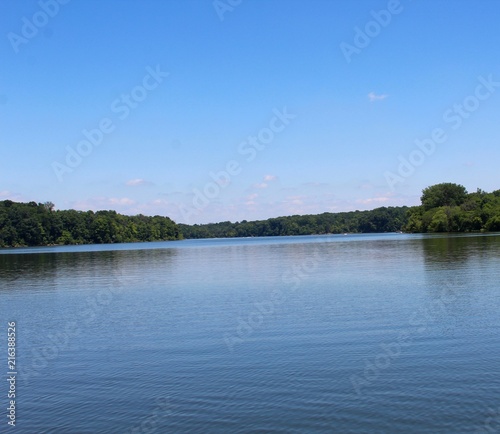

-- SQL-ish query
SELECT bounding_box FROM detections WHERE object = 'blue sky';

[1,0,499,224]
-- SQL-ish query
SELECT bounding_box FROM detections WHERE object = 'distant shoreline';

[1,183,499,248]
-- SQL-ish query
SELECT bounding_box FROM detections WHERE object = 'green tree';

[485,216,500,231]
[421,183,468,210]
[428,208,449,232]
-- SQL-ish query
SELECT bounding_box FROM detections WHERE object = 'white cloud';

[243,193,259,206]
[126,178,149,186]
[74,197,136,210]
[0,190,23,201]
[253,175,278,189]
[286,195,304,206]
[368,92,388,102]
[152,199,168,205]
[356,196,390,205]
[109,197,136,206]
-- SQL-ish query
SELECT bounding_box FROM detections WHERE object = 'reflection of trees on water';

[423,234,500,266]
[0,248,177,293]
[422,234,500,333]
[0,252,59,285]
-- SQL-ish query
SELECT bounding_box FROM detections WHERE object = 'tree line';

[0,200,181,247]
[179,206,409,239]
[0,183,498,247]
[404,183,500,233]
[180,183,500,238]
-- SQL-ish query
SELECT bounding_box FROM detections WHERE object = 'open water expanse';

[1,233,499,433]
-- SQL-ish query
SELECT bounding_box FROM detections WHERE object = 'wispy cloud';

[110,197,136,206]
[0,190,23,201]
[126,178,150,187]
[74,197,136,210]
[152,199,168,205]
[0,190,12,198]
[253,175,278,189]
[356,196,390,205]
[287,195,305,206]
[264,175,277,182]
[245,193,258,206]
[368,92,388,102]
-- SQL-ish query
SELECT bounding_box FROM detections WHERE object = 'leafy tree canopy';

[405,183,500,233]
[0,201,181,247]
[421,183,468,210]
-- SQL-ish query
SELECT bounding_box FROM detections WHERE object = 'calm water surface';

[1,233,499,433]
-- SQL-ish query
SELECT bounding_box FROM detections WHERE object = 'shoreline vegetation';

[1,183,499,248]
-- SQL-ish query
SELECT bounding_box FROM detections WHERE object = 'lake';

[1,233,499,433]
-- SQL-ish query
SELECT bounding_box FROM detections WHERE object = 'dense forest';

[0,200,181,247]
[182,183,499,238]
[179,207,408,239]
[404,183,500,233]
[0,183,499,247]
